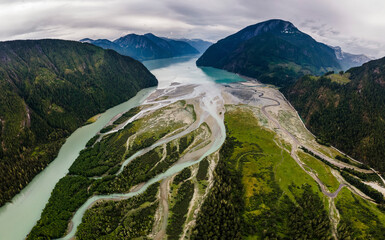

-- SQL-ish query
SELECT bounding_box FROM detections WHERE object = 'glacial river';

[0,55,245,239]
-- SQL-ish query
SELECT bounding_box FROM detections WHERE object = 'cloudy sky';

[1,0,385,58]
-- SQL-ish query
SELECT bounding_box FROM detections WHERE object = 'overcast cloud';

[1,0,385,58]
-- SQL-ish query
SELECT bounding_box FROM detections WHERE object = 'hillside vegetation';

[284,57,385,171]
[197,19,341,87]
[0,39,157,207]
[28,101,198,239]
[192,107,332,239]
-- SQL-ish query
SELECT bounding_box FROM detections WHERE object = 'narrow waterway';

[0,56,246,239]
[0,88,154,240]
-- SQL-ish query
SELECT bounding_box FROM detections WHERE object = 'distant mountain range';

[197,19,370,87]
[172,38,212,53]
[0,39,157,207]
[331,46,372,71]
[80,33,208,61]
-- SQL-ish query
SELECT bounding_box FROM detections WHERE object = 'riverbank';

[0,87,154,240]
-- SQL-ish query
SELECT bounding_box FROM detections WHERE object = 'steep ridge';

[331,46,371,70]
[197,19,341,87]
[113,33,170,60]
[0,39,157,207]
[143,33,198,57]
[284,57,385,171]
[81,33,199,61]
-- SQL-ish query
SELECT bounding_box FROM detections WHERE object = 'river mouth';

[2,56,381,240]
[0,87,155,240]
[0,56,248,240]
[58,57,232,239]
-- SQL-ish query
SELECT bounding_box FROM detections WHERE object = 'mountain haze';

[80,38,119,52]
[81,33,199,61]
[173,38,212,53]
[331,46,372,71]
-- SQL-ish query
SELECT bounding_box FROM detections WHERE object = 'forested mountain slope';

[0,39,157,206]
[81,33,199,61]
[197,19,341,87]
[284,57,385,171]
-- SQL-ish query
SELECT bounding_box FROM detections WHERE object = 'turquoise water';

[144,56,246,85]
[60,56,229,240]
[0,88,154,240]
[199,66,246,84]
[0,56,246,240]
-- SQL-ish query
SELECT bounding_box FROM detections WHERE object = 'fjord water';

[144,55,246,85]
[0,56,245,239]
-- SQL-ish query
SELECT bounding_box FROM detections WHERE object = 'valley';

[0,40,157,208]
[2,56,384,239]
[0,0,384,237]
